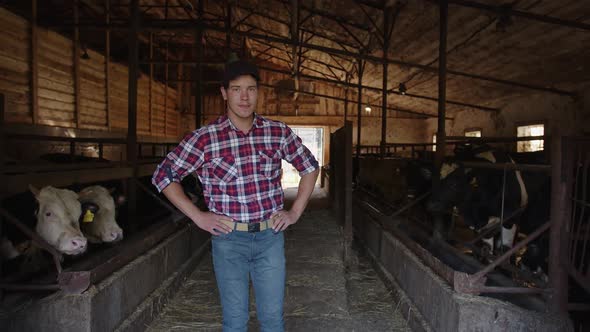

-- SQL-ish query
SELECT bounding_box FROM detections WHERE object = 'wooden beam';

[30,0,38,125]
[164,40,168,137]
[356,59,364,159]
[434,0,448,189]
[0,93,5,175]
[74,0,82,128]
[105,0,111,130]
[194,0,204,129]
[149,33,153,134]
[445,0,590,31]
[259,65,499,112]
[127,0,139,163]
[52,18,574,97]
[3,167,135,199]
[127,0,139,233]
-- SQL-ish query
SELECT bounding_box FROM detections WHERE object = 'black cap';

[222,60,260,87]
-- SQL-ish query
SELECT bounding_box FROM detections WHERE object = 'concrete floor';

[146,188,412,331]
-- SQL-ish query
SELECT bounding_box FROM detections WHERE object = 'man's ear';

[220,86,227,100]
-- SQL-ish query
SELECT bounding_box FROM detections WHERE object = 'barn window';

[432,133,437,151]
[517,124,544,152]
[464,129,482,137]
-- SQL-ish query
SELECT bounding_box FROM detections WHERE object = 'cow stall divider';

[0,124,197,294]
[560,137,590,315]
[350,134,581,330]
[329,121,353,263]
[0,123,215,331]
[355,135,547,159]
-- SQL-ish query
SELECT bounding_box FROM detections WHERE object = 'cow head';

[29,185,88,255]
[78,185,124,243]
[427,162,471,212]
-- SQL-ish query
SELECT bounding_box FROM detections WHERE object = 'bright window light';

[517,124,544,152]
[432,133,437,151]
[465,130,482,137]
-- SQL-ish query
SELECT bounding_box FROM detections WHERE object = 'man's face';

[221,74,258,121]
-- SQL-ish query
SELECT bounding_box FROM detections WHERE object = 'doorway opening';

[281,127,324,188]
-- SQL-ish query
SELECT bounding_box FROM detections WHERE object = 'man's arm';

[272,168,319,232]
[162,182,233,235]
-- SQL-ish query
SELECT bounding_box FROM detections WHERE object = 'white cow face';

[30,186,88,255]
[78,186,124,243]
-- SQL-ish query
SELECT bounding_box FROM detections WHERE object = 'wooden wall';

[0,7,179,138]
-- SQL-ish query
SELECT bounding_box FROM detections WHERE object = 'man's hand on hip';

[270,209,300,232]
[193,212,234,235]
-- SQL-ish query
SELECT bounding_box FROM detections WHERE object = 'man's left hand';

[270,209,300,232]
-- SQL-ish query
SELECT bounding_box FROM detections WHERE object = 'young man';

[152,60,319,331]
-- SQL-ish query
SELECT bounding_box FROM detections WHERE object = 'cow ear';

[29,185,41,200]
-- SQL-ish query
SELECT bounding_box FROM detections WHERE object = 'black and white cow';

[426,143,550,270]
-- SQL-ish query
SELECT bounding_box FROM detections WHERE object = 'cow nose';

[71,237,87,250]
[111,231,122,241]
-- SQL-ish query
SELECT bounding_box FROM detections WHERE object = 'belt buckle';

[248,223,260,233]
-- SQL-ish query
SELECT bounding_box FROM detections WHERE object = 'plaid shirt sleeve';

[151,130,206,193]
[281,126,319,176]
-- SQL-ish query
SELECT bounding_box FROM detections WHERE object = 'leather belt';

[220,219,275,232]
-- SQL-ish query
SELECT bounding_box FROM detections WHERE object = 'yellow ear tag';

[83,210,95,223]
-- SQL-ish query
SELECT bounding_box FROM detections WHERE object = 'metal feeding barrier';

[0,178,187,295]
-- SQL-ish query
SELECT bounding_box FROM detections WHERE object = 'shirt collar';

[218,113,268,133]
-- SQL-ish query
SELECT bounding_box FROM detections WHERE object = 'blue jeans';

[212,229,286,332]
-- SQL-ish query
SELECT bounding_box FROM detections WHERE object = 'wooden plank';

[38,107,75,121]
[38,76,74,94]
[3,167,134,198]
[0,54,29,74]
[37,118,74,128]
[37,87,74,103]
[79,113,107,126]
[0,35,29,60]
[38,53,73,75]
[79,71,106,85]
[38,97,75,112]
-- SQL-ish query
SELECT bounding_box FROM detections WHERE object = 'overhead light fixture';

[81,48,90,60]
[399,83,407,95]
[365,106,371,113]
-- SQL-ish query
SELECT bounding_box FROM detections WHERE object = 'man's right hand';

[161,182,234,236]
[192,211,234,235]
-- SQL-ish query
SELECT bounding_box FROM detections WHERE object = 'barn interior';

[0,0,589,331]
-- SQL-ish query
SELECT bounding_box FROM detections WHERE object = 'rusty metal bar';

[471,221,551,284]
[133,178,178,214]
[477,286,546,294]
[0,207,63,274]
[446,0,590,31]
[460,161,551,173]
[434,0,448,184]
[389,191,431,218]
[0,283,60,291]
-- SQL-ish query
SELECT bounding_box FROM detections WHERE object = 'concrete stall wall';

[1,224,210,332]
[352,205,573,332]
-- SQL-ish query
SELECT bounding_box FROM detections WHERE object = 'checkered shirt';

[152,113,319,223]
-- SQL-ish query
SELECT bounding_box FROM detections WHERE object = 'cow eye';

[45,212,52,217]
